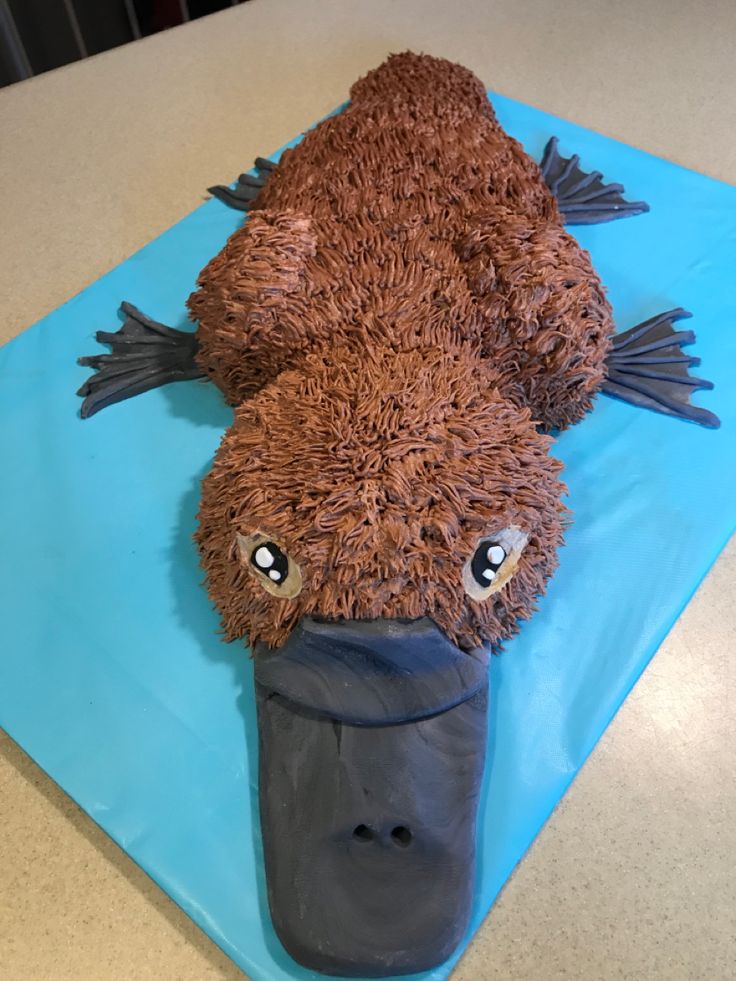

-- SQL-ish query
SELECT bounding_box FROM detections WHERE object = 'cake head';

[196,341,565,651]
[196,335,567,974]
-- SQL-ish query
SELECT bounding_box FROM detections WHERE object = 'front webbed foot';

[541,136,650,225]
[603,308,720,428]
[77,302,204,418]
[207,156,276,211]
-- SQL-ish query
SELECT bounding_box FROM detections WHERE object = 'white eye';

[252,543,288,583]
[487,545,506,566]
[237,532,303,598]
[463,526,529,601]
[470,542,508,586]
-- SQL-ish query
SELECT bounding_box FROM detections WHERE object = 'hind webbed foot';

[541,136,650,225]
[208,155,276,211]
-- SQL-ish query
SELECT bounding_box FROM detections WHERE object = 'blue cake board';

[1,91,735,981]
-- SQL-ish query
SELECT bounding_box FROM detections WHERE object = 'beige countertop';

[1,1,734,978]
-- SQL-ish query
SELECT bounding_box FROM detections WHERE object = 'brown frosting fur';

[190,52,611,650]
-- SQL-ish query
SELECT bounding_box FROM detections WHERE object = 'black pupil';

[251,542,289,584]
[471,540,507,588]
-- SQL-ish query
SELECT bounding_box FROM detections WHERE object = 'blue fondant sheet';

[1,92,735,981]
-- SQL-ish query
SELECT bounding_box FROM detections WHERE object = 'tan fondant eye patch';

[236,532,303,599]
[462,526,529,602]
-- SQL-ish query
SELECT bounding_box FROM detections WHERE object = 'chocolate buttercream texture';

[191,52,611,649]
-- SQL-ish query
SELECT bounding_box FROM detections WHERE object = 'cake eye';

[252,542,289,583]
[462,526,529,601]
[236,533,303,598]
[470,541,507,587]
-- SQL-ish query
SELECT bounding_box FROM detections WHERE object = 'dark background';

[0,0,251,88]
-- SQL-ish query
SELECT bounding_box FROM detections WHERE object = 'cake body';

[191,52,613,440]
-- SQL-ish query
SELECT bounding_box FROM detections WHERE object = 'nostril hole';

[353,824,373,843]
[391,826,412,847]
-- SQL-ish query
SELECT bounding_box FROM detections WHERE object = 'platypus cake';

[77,53,719,977]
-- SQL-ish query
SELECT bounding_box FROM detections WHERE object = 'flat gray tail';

[603,308,720,428]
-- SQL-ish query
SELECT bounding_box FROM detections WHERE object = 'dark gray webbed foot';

[541,136,650,224]
[207,156,276,211]
[603,308,720,428]
[77,302,204,418]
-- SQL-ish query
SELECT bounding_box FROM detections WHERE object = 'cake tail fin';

[208,156,276,211]
[540,137,649,225]
[602,308,720,428]
[77,302,205,418]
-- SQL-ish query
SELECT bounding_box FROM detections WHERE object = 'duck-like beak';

[253,617,489,977]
